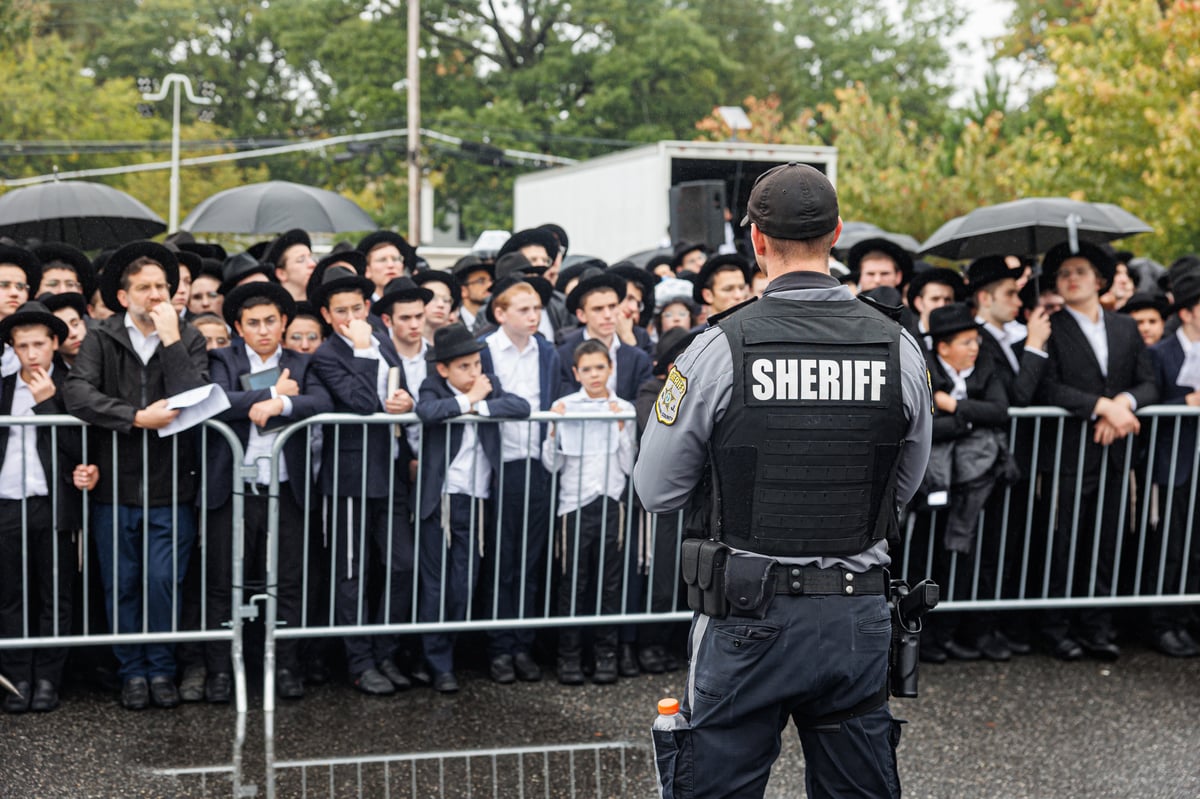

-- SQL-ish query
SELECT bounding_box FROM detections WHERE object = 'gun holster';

[681,539,730,619]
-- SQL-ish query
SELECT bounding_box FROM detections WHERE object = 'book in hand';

[240,366,281,392]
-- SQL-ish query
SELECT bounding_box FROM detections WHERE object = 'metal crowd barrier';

[0,415,250,712]
[898,405,1200,613]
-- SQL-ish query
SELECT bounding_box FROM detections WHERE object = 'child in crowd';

[192,313,230,350]
[414,324,530,692]
[542,339,636,685]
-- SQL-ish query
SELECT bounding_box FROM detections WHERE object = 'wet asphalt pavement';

[3,643,1200,798]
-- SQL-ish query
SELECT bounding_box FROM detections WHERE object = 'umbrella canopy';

[919,197,1153,260]
[0,180,166,249]
[181,180,378,235]
[834,221,921,256]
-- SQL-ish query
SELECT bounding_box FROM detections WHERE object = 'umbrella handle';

[1067,213,1081,254]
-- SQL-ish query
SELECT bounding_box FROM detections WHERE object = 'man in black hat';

[41,293,89,370]
[1143,271,1200,657]
[537,223,569,286]
[450,255,494,334]
[848,238,912,294]
[266,229,317,302]
[0,245,40,377]
[693,253,751,318]
[64,241,210,710]
[373,276,434,468]
[33,243,93,299]
[1037,240,1158,661]
[493,252,569,340]
[199,282,333,702]
[1119,292,1169,348]
[606,262,657,356]
[307,261,423,696]
[905,267,964,349]
[671,241,707,275]
[556,273,652,402]
[358,231,418,299]
[634,162,931,797]
[413,270,460,342]
[219,252,275,297]
[0,302,94,713]
[497,228,559,272]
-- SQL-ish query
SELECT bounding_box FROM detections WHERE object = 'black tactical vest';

[710,296,908,557]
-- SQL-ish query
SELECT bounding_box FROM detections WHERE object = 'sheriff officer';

[634,163,932,799]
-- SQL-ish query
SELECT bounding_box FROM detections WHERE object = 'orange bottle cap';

[658,698,680,715]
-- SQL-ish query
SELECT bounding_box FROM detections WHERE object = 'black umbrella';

[181,180,378,235]
[0,180,166,248]
[833,221,921,256]
[919,197,1153,260]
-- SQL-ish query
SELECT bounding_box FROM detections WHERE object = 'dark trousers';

[92,502,196,681]
[664,595,899,798]
[205,485,305,673]
[1145,481,1200,635]
[328,486,415,676]
[482,460,551,658]
[556,497,622,659]
[418,493,483,675]
[638,508,687,648]
[0,497,72,687]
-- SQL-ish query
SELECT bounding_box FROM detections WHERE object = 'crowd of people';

[0,214,1198,717]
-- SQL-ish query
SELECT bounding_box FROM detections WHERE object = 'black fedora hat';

[100,241,178,312]
[927,303,981,341]
[263,228,312,269]
[223,281,297,330]
[172,249,202,289]
[315,249,367,277]
[847,237,914,285]
[495,252,542,280]
[906,267,965,307]
[566,271,626,316]
[537,223,568,255]
[0,244,42,294]
[219,252,276,296]
[372,276,434,318]
[692,254,751,305]
[0,300,69,345]
[1119,292,1169,318]
[308,264,375,310]
[646,253,674,275]
[33,242,94,297]
[450,253,495,281]
[38,290,88,319]
[177,240,228,262]
[1041,240,1116,284]
[671,241,707,270]
[1169,272,1200,314]
[498,228,559,263]
[357,230,418,272]
[484,275,553,325]
[653,327,699,377]
[427,323,485,363]
[246,240,272,261]
[554,259,607,293]
[964,255,1024,292]
[608,261,658,326]
[413,270,461,310]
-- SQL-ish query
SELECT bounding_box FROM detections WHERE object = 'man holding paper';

[65,241,211,711]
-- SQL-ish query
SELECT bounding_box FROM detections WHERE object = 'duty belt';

[771,564,887,596]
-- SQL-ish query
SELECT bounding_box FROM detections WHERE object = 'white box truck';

[512,140,837,263]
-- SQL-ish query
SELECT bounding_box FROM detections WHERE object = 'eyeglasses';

[42,279,82,291]
[0,281,29,292]
[287,332,321,343]
[464,277,493,288]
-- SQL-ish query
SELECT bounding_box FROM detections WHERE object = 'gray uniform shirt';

[633,270,932,572]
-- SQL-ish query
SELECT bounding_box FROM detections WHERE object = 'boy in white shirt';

[541,339,636,685]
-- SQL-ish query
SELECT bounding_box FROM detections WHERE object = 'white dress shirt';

[1,347,17,377]
[1175,328,1200,391]
[936,356,974,401]
[486,328,541,461]
[397,340,428,455]
[125,313,161,365]
[443,385,492,499]
[242,344,293,485]
[1064,304,1138,411]
[0,370,49,499]
[979,317,1021,374]
[540,389,635,516]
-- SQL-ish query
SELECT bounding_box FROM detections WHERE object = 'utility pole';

[139,74,214,232]
[407,0,421,245]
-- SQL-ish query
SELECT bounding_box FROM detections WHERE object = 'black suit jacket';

[927,352,1010,442]
[978,325,1048,408]
[555,330,653,402]
[0,360,85,529]
[309,331,415,498]
[1039,308,1158,475]
[203,342,333,508]
[1148,334,1197,486]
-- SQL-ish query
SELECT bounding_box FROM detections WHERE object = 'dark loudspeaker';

[669,180,726,251]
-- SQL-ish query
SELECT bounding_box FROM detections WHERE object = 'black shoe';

[352,668,396,696]
[638,645,666,674]
[205,672,233,704]
[408,661,433,686]
[1175,629,1200,657]
[1048,637,1084,661]
[1078,636,1120,662]
[150,675,180,708]
[178,664,206,703]
[513,651,542,682]
[121,677,149,710]
[305,657,330,686]
[919,640,948,664]
[996,630,1032,656]
[276,668,305,699]
[3,681,31,714]
[30,679,59,712]
[1151,630,1195,658]
[593,652,618,684]
[557,657,585,686]
[432,672,459,694]
[489,654,516,684]
[975,632,1012,662]
[943,640,982,661]
[377,659,411,690]
[618,644,640,677]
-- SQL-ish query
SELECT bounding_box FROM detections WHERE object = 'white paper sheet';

[158,384,231,436]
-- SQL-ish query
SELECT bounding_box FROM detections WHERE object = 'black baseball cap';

[740,162,839,241]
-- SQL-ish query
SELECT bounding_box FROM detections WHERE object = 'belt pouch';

[725,557,776,619]
[697,540,730,619]
[681,538,704,613]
